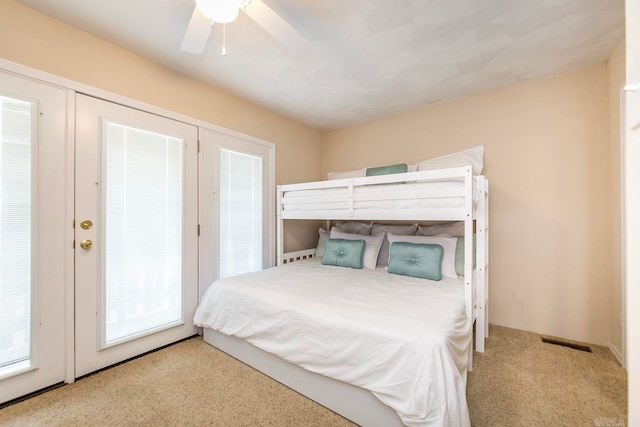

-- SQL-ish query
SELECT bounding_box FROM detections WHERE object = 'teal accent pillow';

[454,235,476,276]
[321,238,366,269]
[388,242,444,281]
[455,237,464,276]
[366,163,408,177]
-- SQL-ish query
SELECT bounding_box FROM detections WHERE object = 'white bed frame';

[202,166,489,426]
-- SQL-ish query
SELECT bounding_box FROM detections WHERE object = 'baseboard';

[608,342,625,368]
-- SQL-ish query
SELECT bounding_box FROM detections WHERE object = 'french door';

[0,72,68,403]
[1,67,270,404]
[74,95,198,377]
[199,127,275,296]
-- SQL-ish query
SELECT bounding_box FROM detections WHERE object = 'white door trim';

[63,90,76,384]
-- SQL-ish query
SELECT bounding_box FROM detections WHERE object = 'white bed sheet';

[281,180,476,212]
[194,259,472,427]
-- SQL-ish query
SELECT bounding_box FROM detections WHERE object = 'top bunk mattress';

[194,259,472,426]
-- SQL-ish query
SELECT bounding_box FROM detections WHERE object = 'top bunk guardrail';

[278,165,483,222]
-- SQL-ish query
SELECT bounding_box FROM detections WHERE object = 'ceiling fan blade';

[180,7,213,54]
[243,0,310,55]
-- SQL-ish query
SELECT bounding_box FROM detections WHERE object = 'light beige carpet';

[0,325,627,426]
[467,325,626,426]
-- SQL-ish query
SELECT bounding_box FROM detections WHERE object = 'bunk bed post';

[277,185,284,267]
[485,180,490,339]
[475,177,487,352]
[463,167,474,368]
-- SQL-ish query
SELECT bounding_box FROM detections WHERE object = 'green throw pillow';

[321,238,366,269]
[366,163,408,177]
[388,242,444,280]
[454,235,477,276]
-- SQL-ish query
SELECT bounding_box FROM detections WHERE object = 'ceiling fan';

[180,0,309,55]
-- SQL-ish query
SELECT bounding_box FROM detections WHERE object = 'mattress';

[281,180,477,212]
[194,259,472,427]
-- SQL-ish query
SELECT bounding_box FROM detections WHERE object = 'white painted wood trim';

[282,249,316,264]
[608,342,624,366]
[63,89,75,384]
[276,185,284,266]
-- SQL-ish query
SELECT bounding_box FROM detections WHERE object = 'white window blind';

[103,123,183,345]
[0,96,32,372]
[219,148,262,279]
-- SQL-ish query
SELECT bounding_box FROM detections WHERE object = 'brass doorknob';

[79,239,93,250]
[80,220,93,230]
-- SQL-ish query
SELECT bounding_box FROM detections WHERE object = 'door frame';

[0,58,278,384]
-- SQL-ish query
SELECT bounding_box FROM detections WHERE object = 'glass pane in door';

[0,96,33,374]
[219,148,262,279]
[103,122,183,346]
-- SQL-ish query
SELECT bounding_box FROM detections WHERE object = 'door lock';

[80,219,93,230]
[79,239,93,250]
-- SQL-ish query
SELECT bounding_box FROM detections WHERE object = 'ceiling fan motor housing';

[196,0,241,23]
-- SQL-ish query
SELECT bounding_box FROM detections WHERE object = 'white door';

[199,127,275,296]
[74,95,198,377]
[0,72,68,403]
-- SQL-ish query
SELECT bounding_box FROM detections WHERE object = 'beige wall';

[323,65,613,345]
[0,0,322,252]
[607,41,625,360]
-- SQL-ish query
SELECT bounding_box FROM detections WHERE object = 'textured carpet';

[0,325,627,426]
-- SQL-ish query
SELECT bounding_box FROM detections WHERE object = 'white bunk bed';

[197,165,489,427]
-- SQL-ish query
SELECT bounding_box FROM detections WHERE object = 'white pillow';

[416,145,484,175]
[316,228,329,257]
[330,227,384,270]
[372,223,418,266]
[327,168,366,180]
[387,234,458,279]
[416,222,464,237]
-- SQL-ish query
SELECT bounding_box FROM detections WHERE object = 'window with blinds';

[103,122,183,345]
[219,148,263,279]
[0,96,33,374]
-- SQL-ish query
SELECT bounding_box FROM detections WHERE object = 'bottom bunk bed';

[195,256,472,427]
[195,153,489,426]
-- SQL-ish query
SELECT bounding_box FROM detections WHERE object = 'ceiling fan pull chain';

[222,24,227,56]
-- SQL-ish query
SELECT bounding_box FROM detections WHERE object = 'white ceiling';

[16,0,624,130]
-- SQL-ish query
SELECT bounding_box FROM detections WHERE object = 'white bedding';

[194,259,472,427]
[281,180,476,212]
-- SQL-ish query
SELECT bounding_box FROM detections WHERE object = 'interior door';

[0,72,67,403]
[74,94,198,377]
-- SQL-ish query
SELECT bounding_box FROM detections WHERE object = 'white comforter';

[194,259,472,427]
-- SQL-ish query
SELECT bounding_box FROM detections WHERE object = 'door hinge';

[197,140,201,153]
[72,240,75,249]
[198,224,200,236]
[72,219,75,228]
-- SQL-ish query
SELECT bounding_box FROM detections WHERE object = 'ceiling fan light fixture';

[196,0,241,24]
